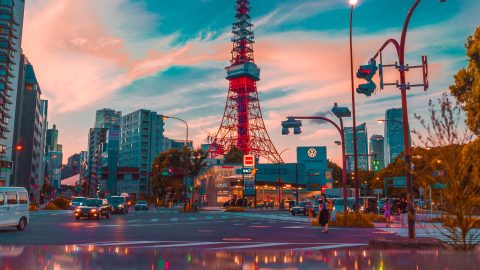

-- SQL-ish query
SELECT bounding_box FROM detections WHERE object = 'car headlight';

[69,202,72,206]
[118,204,124,208]
[90,209,97,213]
[75,208,81,212]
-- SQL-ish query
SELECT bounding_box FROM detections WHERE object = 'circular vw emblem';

[307,148,317,158]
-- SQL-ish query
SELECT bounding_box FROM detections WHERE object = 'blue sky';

[23,0,479,164]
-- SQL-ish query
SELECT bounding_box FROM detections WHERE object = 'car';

[69,197,86,209]
[290,201,311,216]
[108,196,129,214]
[74,198,110,220]
[333,198,355,213]
[0,187,29,231]
[135,201,149,211]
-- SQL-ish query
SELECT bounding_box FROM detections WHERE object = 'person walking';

[399,197,408,227]
[384,197,392,228]
[319,194,329,233]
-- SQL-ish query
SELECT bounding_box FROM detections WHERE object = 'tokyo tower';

[209,0,283,163]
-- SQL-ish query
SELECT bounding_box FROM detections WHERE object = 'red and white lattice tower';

[209,0,283,163]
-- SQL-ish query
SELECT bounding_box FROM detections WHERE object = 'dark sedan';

[74,198,111,220]
[134,201,149,211]
[108,196,129,214]
[290,201,311,216]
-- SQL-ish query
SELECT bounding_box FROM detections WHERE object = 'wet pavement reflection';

[0,245,479,270]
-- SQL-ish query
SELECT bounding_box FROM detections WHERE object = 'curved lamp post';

[163,116,190,208]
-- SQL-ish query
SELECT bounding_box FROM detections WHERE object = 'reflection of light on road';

[88,245,94,253]
[299,256,303,263]
[115,247,119,254]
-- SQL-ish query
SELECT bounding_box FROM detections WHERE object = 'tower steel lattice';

[209,0,283,163]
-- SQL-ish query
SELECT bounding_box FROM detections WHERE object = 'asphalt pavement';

[0,208,383,250]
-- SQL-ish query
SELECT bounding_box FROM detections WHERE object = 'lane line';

[150,218,159,222]
[127,219,143,223]
[78,241,187,247]
[288,243,367,251]
[132,242,224,249]
[211,242,288,250]
[85,221,224,228]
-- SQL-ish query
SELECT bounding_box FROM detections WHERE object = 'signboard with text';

[243,155,255,167]
[244,179,255,196]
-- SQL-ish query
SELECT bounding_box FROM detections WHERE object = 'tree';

[450,26,480,135]
[413,93,480,251]
[223,146,244,163]
[151,147,207,204]
[327,161,342,188]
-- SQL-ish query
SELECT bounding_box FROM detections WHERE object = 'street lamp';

[281,103,350,215]
[277,148,289,204]
[163,115,191,209]
[358,0,447,239]
[348,0,360,210]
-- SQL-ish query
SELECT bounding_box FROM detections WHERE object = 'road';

[0,208,381,250]
[2,209,479,269]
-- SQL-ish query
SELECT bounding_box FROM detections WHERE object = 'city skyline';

[22,0,479,165]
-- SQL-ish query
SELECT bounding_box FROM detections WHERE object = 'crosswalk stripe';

[170,218,178,221]
[150,218,159,222]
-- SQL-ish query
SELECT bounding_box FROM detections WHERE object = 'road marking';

[132,242,224,249]
[85,221,224,228]
[205,216,213,220]
[150,218,159,222]
[127,219,142,223]
[249,225,270,228]
[170,218,178,221]
[288,243,367,251]
[211,242,288,250]
[282,226,309,229]
[79,241,187,247]
[188,217,196,221]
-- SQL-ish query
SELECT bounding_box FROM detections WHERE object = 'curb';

[369,236,448,249]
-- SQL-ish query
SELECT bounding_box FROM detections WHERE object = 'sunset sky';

[22,0,479,165]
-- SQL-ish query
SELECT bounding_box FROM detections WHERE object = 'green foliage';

[413,93,480,251]
[41,181,53,195]
[51,198,70,210]
[223,146,243,164]
[311,212,374,228]
[225,206,245,212]
[327,161,342,187]
[151,147,208,203]
[450,26,480,135]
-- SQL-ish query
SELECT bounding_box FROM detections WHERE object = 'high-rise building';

[99,126,120,195]
[11,57,48,200]
[369,134,384,171]
[384,108,410,165]
[0,0,25,187]
[119,109,165,197]
[344,123,368,172]
[164,137,193,151]
[95,108,121,129]
[86,127,107,195]
[46,124,60,152]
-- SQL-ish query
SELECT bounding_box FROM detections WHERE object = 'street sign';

[236,168,252,174]
[432,183,448,189]
[243,155,255,167]
[433,170,446,177]
[244,179,255,196]
[374,189,383,195]
[393,176,406,188]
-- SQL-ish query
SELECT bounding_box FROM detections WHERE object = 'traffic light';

[281,117,302,135]
[373,160,380,171]
[356,82,376,96]
[356,59,378,81]
[356,59,378,96]
[162,167,174,176]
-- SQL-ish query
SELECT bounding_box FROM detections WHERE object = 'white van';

[0,187,29,230]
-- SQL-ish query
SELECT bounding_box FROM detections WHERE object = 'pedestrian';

[384,197,392,228]
[399,197,408,227]
[319,194,329,233]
